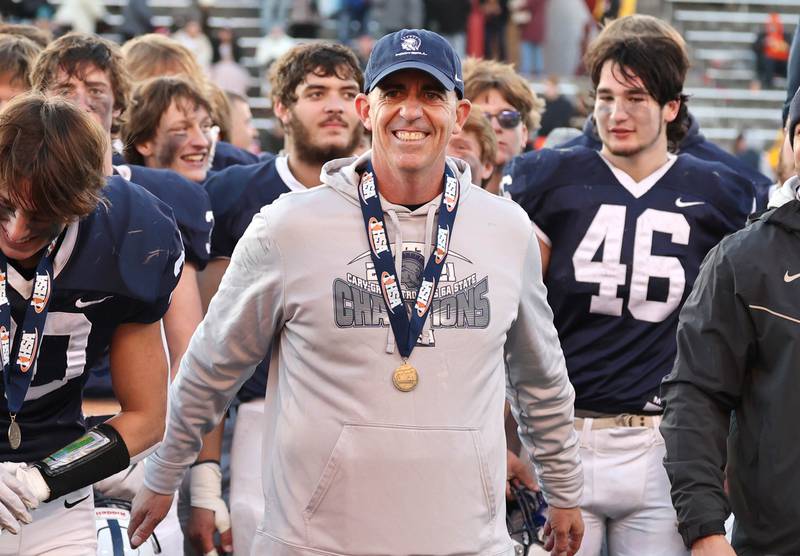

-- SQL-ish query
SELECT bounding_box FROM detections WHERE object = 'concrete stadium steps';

[663,0,800,149]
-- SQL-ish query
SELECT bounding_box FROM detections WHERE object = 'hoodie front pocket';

[303,423,498,556]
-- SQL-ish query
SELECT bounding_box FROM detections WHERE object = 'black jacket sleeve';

[659,241,756,548]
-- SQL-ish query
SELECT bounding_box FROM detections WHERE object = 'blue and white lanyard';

[357,161,459,358]
[0,238,58,414]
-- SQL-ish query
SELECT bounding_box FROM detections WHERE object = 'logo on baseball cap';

[364,29,464,99]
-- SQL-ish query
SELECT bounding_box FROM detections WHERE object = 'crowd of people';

[0,3,794,556]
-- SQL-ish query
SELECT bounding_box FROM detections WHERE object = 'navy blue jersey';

[504,147,751,413]
[562,115,772,210]
[211,141,260,171]
[205,156,301,402]
[0,176,183,461]
[115,164,213,271]
[205,155,298,259]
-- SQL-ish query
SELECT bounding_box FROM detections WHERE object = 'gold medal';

[8,414,20,450]
[392,363,418,392]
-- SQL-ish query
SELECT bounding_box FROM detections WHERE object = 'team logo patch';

[31,272,50,314]
[380,271,403,311]
[17,331,38,373]
[360,172,377,201]
[416,279,435,317]
[0,326,9,367]
[444,176,459,212]
[400,35,421,52]
[435,226,450,264]
[368,217,389,255]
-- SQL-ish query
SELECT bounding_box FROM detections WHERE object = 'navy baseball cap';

[364,29,464,99]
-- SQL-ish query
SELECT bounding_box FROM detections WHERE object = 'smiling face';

[357,69,470,181]
[594,60,678,166]
[136,98,213,182]
[46,64,117,134]
[275,69,362,164]
[470,87,526,166]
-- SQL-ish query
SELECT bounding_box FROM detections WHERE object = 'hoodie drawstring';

[382,204,440,354]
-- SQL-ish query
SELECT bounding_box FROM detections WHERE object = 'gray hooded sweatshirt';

[145,151,582,556]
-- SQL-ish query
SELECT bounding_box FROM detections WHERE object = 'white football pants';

[574,418,688,556]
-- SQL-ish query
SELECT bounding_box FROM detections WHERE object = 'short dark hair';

[0,34,41,89]
[0,23,51,48]
[0,93,107,221]
[268,43,363,109]
[584,15,690,149]
[31,32,130,117]
[122,76,214,166]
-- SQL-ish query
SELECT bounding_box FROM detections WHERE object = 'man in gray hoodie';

[129,28,584,556]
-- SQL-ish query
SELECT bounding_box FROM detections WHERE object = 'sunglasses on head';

[484,109,522,129]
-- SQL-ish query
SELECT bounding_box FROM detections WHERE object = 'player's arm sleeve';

[144,209,285,494]
[504,231,582,508]
[659,242,754,548]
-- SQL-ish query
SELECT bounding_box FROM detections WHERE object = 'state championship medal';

[357,160,459,393]
[392,363,419,392]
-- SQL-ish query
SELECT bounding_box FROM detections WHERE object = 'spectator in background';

[254,26,297,70]
[447,110,497,187]
[512,0,547,78]
[52,0,107,34]
[172,12,214,74]
[337,0,371,45]
[119,0,154,42]
[537,74,574,139]
[210,27,250,97]
[262,0,321,38]
[226,90,260,154]
[0,23,51,48]
[0,34,41,108]
[424,0,471,58]
[370,0,423,35]
[753,13,789,90]
[463,56,544,193]
[482,0,508,61]
[734,131,761,172]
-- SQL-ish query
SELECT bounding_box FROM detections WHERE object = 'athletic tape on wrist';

[33,423,130,501]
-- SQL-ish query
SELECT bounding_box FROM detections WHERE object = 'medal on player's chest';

[7,415,20,450]
[0,238,59,449]
[357,161,459,393]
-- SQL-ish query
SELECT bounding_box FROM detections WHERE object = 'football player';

[503,15,754,556]
[0,34,40,109]
[462,57,544,193]
[31,33,214,554]
[123,76,216,186]
[191,42,364,556]
[0,94,182,554]
[559,14,772,210]
[121,33,260,171]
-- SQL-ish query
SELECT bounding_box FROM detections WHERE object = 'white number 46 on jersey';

[572,204,690,323]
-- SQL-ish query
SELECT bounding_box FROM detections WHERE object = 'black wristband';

[33,423,131,501]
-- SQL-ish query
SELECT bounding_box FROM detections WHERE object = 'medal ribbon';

[0,238,58,413]
[358,160,460,358]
